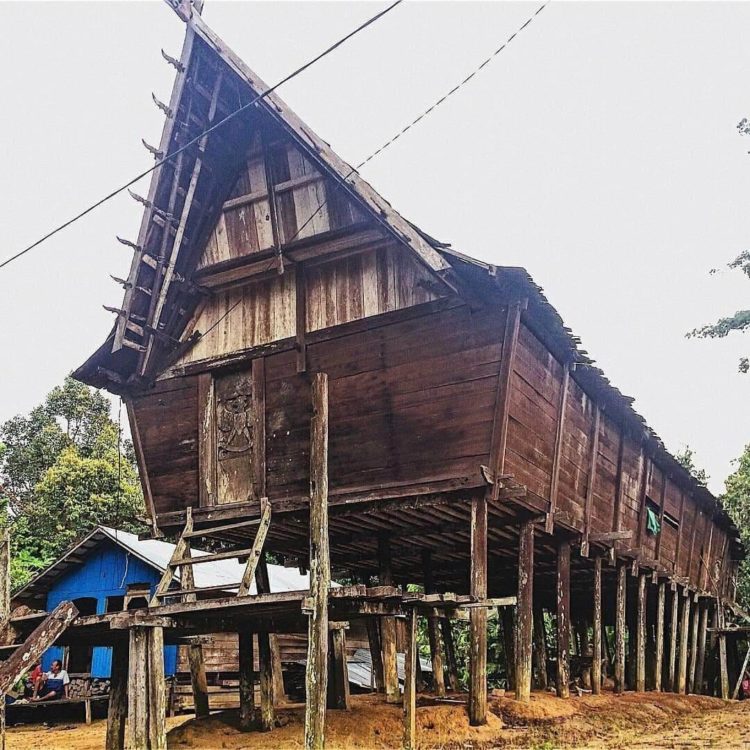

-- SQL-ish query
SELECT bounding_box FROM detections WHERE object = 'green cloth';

[646,506,661,536]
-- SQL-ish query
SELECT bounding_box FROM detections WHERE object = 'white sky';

[1,1,748,495]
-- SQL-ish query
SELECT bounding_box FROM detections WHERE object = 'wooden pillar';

[422,551,446,697]
[187,643,209,718]
[592,556,602,695]
[533,605,548,691]
[469,490,488,724]
[614,561,627,693]
[688,596,700,694]
[403,607,418,750]
[304,372,330,750]
[258,630,274,730]
[668,586,679,691]
[365,618,385,692]
[256,555,287,705]
[635,572,647,692]
[718,604,730,700]
[441,619,460,692]
[106,641,128,750]
[501,606,516,691]
[677,590,690,694]
[126,626,166,750]
[654,581,665,692]
[556,540,571,699]
[239,631,255,731]
[378,535,400,705]
[516,519,534,702]
[695,602,709,694]
[327,627,350,710]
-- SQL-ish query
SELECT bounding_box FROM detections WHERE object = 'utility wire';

[0,0,403,271]
[191,1,550,348]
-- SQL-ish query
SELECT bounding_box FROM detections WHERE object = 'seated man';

[31,660,70,701]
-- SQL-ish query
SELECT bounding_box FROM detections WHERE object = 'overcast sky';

[1,1,749,495]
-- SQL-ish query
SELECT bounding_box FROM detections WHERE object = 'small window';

[664,512,679,530]
[72,597,98,616]
[106,595,125,613]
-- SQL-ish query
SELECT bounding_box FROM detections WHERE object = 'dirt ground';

[5,691,750,749]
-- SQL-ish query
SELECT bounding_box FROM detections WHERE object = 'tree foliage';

[722,443,750,609]
[0,377,145,590]
[674,445,709,487]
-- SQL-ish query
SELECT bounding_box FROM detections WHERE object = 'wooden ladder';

[150,498,272,605]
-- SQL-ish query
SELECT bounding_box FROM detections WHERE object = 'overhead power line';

[0,0,403,271]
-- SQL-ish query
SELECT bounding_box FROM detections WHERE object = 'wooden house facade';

[72,4,742,747]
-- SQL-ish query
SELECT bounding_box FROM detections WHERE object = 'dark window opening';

[106,595,125,613]
[664,512,679,530]
[71,597,98,616]
[67,644,93,674]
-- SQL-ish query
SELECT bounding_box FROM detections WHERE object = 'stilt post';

[533,605,548,691]
[378,534,400,704]
[403,607,418,750]
[422,551,446,697]
[654,580,665,692]
[695,601,709,694]
[327,627,350,710]
[126,625,166,750]
[718,603,730,700]
[614,561,627,693]
[516,519,534,702]
[688,594,700,694]
[677,590,690,694]
[365,618,385,692]
[592,556,602,695]
[304,372,330,750]
[556,540,571,699]
[238,630,255,730]
[105,640,128,750]
[668,586,679,691]
[441,619,460,692]
[636,572,647,692]
[469,490,488,724]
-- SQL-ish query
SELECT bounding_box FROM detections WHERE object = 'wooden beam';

[304,373,330,750]
[252,357,267,500]
[501,607,516,692]
[614,561,626,693]
[255,555,285,713]
[378,535,399,705]
[694,602,709,694]
[403,607,418,750]
[469,491,488,723]
[365,618,384,692]
[516,519,534,702]
[126,401,159,533]
[688,595,700,694]
[546,365,571,534]
[533,605,548,691]
[581,407,601,556]
[668,587,679,691]
[238,630,255,731]
[327,627,350,710]
[592,556,602,695]
[611,430,627,562]
[718,604,730,699]
[556,540,571,698]
[677,591,690,694]
[105,641,128,750]
[237,499,272,596]
[636,572,647,692]
[126,626,166,749]
[422,551,445,698]
[196,375,216,507]
[654,473,668,565]
[258,626,274,731]
[295,263,308,373]
[674,490,687,576]
[654,581,665,692]
[441,619,459,692]
[147,626,167,750]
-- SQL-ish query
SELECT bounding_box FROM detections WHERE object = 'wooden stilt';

[327,627,350,710]
[304,372,330,750]
[441,619,459,692]
[677,591,690,694]
[695,602,709,695]
[403,607,418,750]
[255,555,287,705]
[147,626,167,750]
[239,631,255,731]
[365,618,385,692]
[187,643,210,718]
[422,551,446,697]
[258,629,274,730]
[501,607,516,691]
[668,586,679,691]
[533,605,548,691]
[614,561,626,694]
[516,519,534,702]
[126,625,166,750]
[718,604,730,700]
[636,572,647,692]
[592,556,602,695]
[469,491,488,724]
[556,540,571,699]
[378,535,399,704]
[688,595,700,694]
[105,641,128,750]
[654,581,665,692]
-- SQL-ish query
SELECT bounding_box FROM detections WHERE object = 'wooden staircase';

[150,497,272,605]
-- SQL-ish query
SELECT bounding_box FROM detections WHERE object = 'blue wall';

[43,541,177,678]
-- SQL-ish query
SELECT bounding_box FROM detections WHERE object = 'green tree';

[722,444,750,609]
[0,377,145,589]
[675,445,709,487]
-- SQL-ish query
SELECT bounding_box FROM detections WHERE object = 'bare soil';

[5,691,750,749]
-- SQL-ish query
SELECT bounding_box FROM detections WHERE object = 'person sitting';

[31,660,70,701]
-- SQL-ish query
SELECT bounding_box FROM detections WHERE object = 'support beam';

[556,540,571,699]
[654,581,665,692]
[378,535,399,705]
[694,602,709,695]
[238,631,255,731]
[422,551,445,697]
[501,607,516,692]
[403,608,418,750]
[718,605,730,700]
[304,372,330,750]
[147,627,167,750]
[546,365,570,533]
[668,587,679,691]
[516,519,534,702]
[126,626,166,750]
[327,627,350,710]
[677,591,690,695]
[614,561,627,693]
[441,619,459,692]
[469,491,488,723]
[187,642,209,718]
[636,572,647,692]
[365,618,385,693]
[105,642,128,750]
[688,595,700,694]
[533,605,548,691]
[255,555,286,705]
[258,629,275,730]
[592,556,602,695]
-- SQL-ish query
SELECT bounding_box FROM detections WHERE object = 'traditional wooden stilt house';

[71,2,742,747]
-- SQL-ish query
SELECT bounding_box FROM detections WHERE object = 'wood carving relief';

[217,377,254,459]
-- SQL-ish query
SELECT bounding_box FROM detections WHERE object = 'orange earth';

[5,690,750,749]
